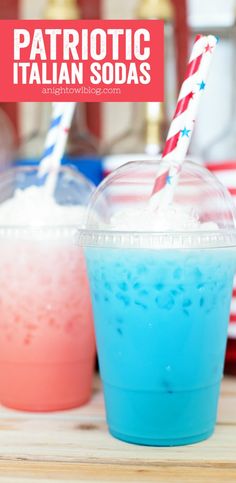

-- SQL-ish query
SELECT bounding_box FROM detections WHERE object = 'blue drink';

[85,246,235,446]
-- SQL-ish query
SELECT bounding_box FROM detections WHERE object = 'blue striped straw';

[39,102,76,193]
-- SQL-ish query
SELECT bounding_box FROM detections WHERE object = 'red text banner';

[0,20,164,102]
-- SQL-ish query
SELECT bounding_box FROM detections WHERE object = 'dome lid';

[80,160,236,249]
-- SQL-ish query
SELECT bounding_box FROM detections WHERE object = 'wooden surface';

[0,377,235,482]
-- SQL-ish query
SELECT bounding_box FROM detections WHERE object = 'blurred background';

[1,0,236,371]
[0,0,236,181]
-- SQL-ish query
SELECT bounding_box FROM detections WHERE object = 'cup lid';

[79,160,236,249]
[0,165,95,230]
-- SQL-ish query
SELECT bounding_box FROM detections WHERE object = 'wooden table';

[0,377,235,483]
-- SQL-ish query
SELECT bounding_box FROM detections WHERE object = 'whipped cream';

[109,205,218,232]
[0,186,87,227]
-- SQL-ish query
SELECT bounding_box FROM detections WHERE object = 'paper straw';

[149,34,218,209]
[39,102,76,194]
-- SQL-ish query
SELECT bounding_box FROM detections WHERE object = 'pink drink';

[0,236,95,411]
[0,165,95,412]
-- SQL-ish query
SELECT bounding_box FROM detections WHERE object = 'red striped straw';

[150,34,218,209]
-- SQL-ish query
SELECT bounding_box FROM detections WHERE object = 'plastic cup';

[79,160,236,446]
[0,166,96,411]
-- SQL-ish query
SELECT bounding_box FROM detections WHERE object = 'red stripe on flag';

[228,188,236,196]
[206,162,236,172]
[109,194,146,203]
[230,313,236,323]
[162,132,181,158]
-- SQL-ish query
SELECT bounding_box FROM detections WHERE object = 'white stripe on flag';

[230,298,236,313]
[228,324,236,338]
[208,170,236,188]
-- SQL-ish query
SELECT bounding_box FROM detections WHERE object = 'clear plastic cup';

[79,160,236,446]
[0,166,96,411]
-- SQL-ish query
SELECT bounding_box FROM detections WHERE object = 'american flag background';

[206,162,236,340]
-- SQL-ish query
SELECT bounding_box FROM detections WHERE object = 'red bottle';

[225,289,236,375]
[225,339,236,375]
